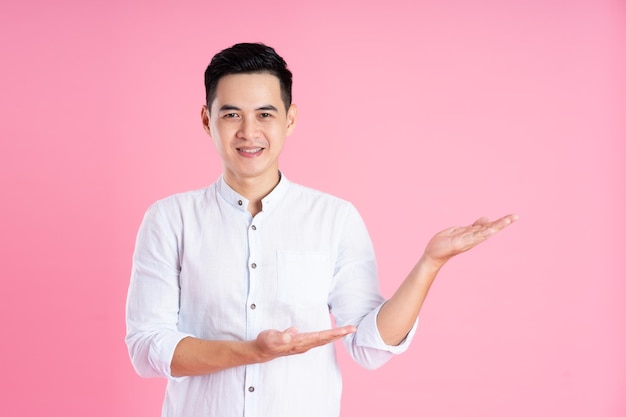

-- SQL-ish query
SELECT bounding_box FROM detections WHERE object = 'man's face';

[202,73,297,186]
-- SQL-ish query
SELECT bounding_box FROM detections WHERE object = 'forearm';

[376,214,518,346]
[376,256,443,345]
[170,326,354,377]
[171,337,263,377]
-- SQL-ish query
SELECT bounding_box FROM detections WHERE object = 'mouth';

[237,147,264,157]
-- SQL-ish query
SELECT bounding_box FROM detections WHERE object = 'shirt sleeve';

[125,202,194,380]
[328,203,418,370]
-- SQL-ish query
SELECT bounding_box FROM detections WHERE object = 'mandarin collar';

[216,172,290,213]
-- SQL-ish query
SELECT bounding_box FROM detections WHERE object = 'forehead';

[212,73,283,109]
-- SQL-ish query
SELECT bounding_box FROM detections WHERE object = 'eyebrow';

[218,104,279,112]
[257,105,279,112]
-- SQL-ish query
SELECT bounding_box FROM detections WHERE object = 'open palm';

[423,214,518,266]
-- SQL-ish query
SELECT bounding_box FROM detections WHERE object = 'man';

[125,43,517,416]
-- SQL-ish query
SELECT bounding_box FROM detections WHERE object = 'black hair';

[204,43,293,111]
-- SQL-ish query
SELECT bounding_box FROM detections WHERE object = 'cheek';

[210,125,232,144]
[209,132,228,153]
[270,125,290,139]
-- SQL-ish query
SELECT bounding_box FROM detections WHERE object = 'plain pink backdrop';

[1,0,624,416]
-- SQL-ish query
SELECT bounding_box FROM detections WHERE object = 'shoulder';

[287,181,353,207]
[283,180,371,240]
[284,180,362,222]
[145,184,215,218]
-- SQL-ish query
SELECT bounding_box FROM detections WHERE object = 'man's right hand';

[254,326,357,362]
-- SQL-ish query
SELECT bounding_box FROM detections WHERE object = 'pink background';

[2,0,624,415]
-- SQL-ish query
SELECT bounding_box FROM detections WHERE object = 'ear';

[201,105,212,136]
[286,104,298,137]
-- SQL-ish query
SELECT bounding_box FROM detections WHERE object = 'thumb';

[281,327,298,343]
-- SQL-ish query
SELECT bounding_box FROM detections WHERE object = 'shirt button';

[251,225,256,230]
[238,200,243,206]
[248,386,255,392]
[251,263,257,269]
[250,303,256,310]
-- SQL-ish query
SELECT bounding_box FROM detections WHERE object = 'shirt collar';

[216,171,290,213]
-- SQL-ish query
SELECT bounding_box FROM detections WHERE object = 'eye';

[259,113,272,118]
[223,113,240,119]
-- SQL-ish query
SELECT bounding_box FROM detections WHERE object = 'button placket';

[246,216,261,341]
[248,225,258,314]
[244,217,260,416]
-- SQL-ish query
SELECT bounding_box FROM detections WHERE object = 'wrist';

[247,340,270,364]
[418,253,447,273]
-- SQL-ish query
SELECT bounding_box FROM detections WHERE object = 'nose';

[237,116,260,140]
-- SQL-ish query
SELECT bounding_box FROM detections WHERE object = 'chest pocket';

[276,250,333,307]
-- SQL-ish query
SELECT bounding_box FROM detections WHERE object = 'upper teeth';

[240,148,262,153]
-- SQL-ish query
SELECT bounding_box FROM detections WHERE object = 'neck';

[223,170,280,216]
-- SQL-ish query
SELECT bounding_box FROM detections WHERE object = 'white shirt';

[126,174,417,417]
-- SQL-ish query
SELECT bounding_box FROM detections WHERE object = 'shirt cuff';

[354,303,418,354]
[148,331,196,380]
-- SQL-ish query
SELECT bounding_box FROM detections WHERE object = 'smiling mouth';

[237,147,264,154]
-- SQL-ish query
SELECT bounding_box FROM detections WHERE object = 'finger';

[489,214,519,230]
[302,327,354,344]
[291,327,355,350]
[474,214,518,239]
[318,325,356,341]
[330,325,357,334]
[472,216,489,226]
[452,218,490,236]
[280,327,299,343]
[503,213,519,224]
